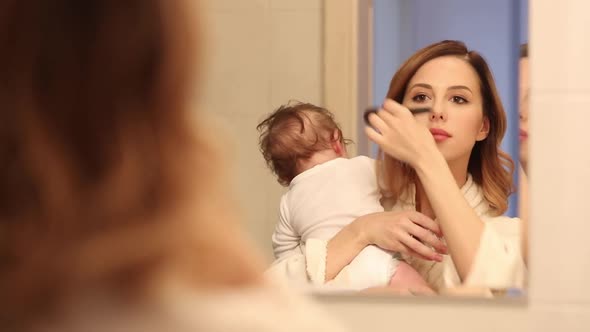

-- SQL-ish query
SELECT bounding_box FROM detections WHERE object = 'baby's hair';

[257,101,351,186]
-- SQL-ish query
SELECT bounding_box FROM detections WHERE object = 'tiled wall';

[198,0,323,260]
[528,0,590,330]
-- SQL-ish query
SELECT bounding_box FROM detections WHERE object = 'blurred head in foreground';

[0,1,262,329]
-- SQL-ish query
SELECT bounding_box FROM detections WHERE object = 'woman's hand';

[325,210,446,281]
[356,210,447,262]
[365,99,438,167]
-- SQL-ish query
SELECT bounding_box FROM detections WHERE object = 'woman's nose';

[519,106,528,121]
[430,108,446,121]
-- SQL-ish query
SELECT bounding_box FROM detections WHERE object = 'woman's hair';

[520,43,529,58]
[0,0,261,328]
[380,40,514,215]
[257,101,350,186]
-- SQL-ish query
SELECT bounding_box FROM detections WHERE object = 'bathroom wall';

[198,0,324,260]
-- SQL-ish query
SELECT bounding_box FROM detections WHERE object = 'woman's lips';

[520,129,528,141]
[430,128,451,142]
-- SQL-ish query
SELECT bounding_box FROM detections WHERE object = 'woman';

[519,43,530,174]
[270,40,526,292]
[518,43,530,263]
[0,1,345,331]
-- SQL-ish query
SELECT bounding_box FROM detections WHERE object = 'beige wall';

[198,0,323,260]
[323,0,372,156]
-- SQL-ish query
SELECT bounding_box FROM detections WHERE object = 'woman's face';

[402,56,489,166]
[518,57,530,166]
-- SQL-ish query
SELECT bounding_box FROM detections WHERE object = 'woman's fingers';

[407,211,442,236]
[366,111,389,134]
[405,222,447,254]
[367,109,399,134]
[399,230,443,262]
[382,99,413,119]
[365,126,384,145]
[402,246,438,262]
[375,107,397,124]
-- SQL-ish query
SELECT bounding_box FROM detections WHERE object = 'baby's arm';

[272,196,301,260]
[326,245,433,293]
[326,245,397,290]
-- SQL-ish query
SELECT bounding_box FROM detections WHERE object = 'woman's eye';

[412,94,429,103]
[451,96,468,104]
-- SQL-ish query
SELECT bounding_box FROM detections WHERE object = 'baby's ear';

[331,130,347,157]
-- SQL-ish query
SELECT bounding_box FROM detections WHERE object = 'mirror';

[199,0,528,298]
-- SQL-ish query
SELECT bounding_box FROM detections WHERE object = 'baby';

[257,101,430,291]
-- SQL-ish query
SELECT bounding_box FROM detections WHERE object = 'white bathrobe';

[272,156,399,290]
[268,173,526,291]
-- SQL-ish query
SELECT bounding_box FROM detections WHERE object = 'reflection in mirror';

[200,0,529,299]
[518,44,530,174]
[518,43,530,263]
[266,40,526,298]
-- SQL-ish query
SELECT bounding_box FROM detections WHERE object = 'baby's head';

[257,101,350,186]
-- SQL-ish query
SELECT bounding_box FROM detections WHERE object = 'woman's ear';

[476,117,490,141]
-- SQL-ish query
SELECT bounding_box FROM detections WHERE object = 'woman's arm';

[463,217,525,288]
[413,152,485,280]
[365,99,514,281]
[324,219,368,281]
[325,211,445,281]
[269,211,446,284]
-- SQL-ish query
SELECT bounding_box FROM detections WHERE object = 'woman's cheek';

[414,114,431,127]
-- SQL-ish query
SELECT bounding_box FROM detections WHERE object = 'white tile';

[269,10,322,107]
[319,296,528,332]
[529,304,590,332]
[270,0,322,10]
[529,93,590,304]
[530,1,590,93]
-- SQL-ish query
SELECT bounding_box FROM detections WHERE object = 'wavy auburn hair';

[380,40,514,215]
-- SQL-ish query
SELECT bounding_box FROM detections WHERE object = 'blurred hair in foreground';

[0,1,263,330]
